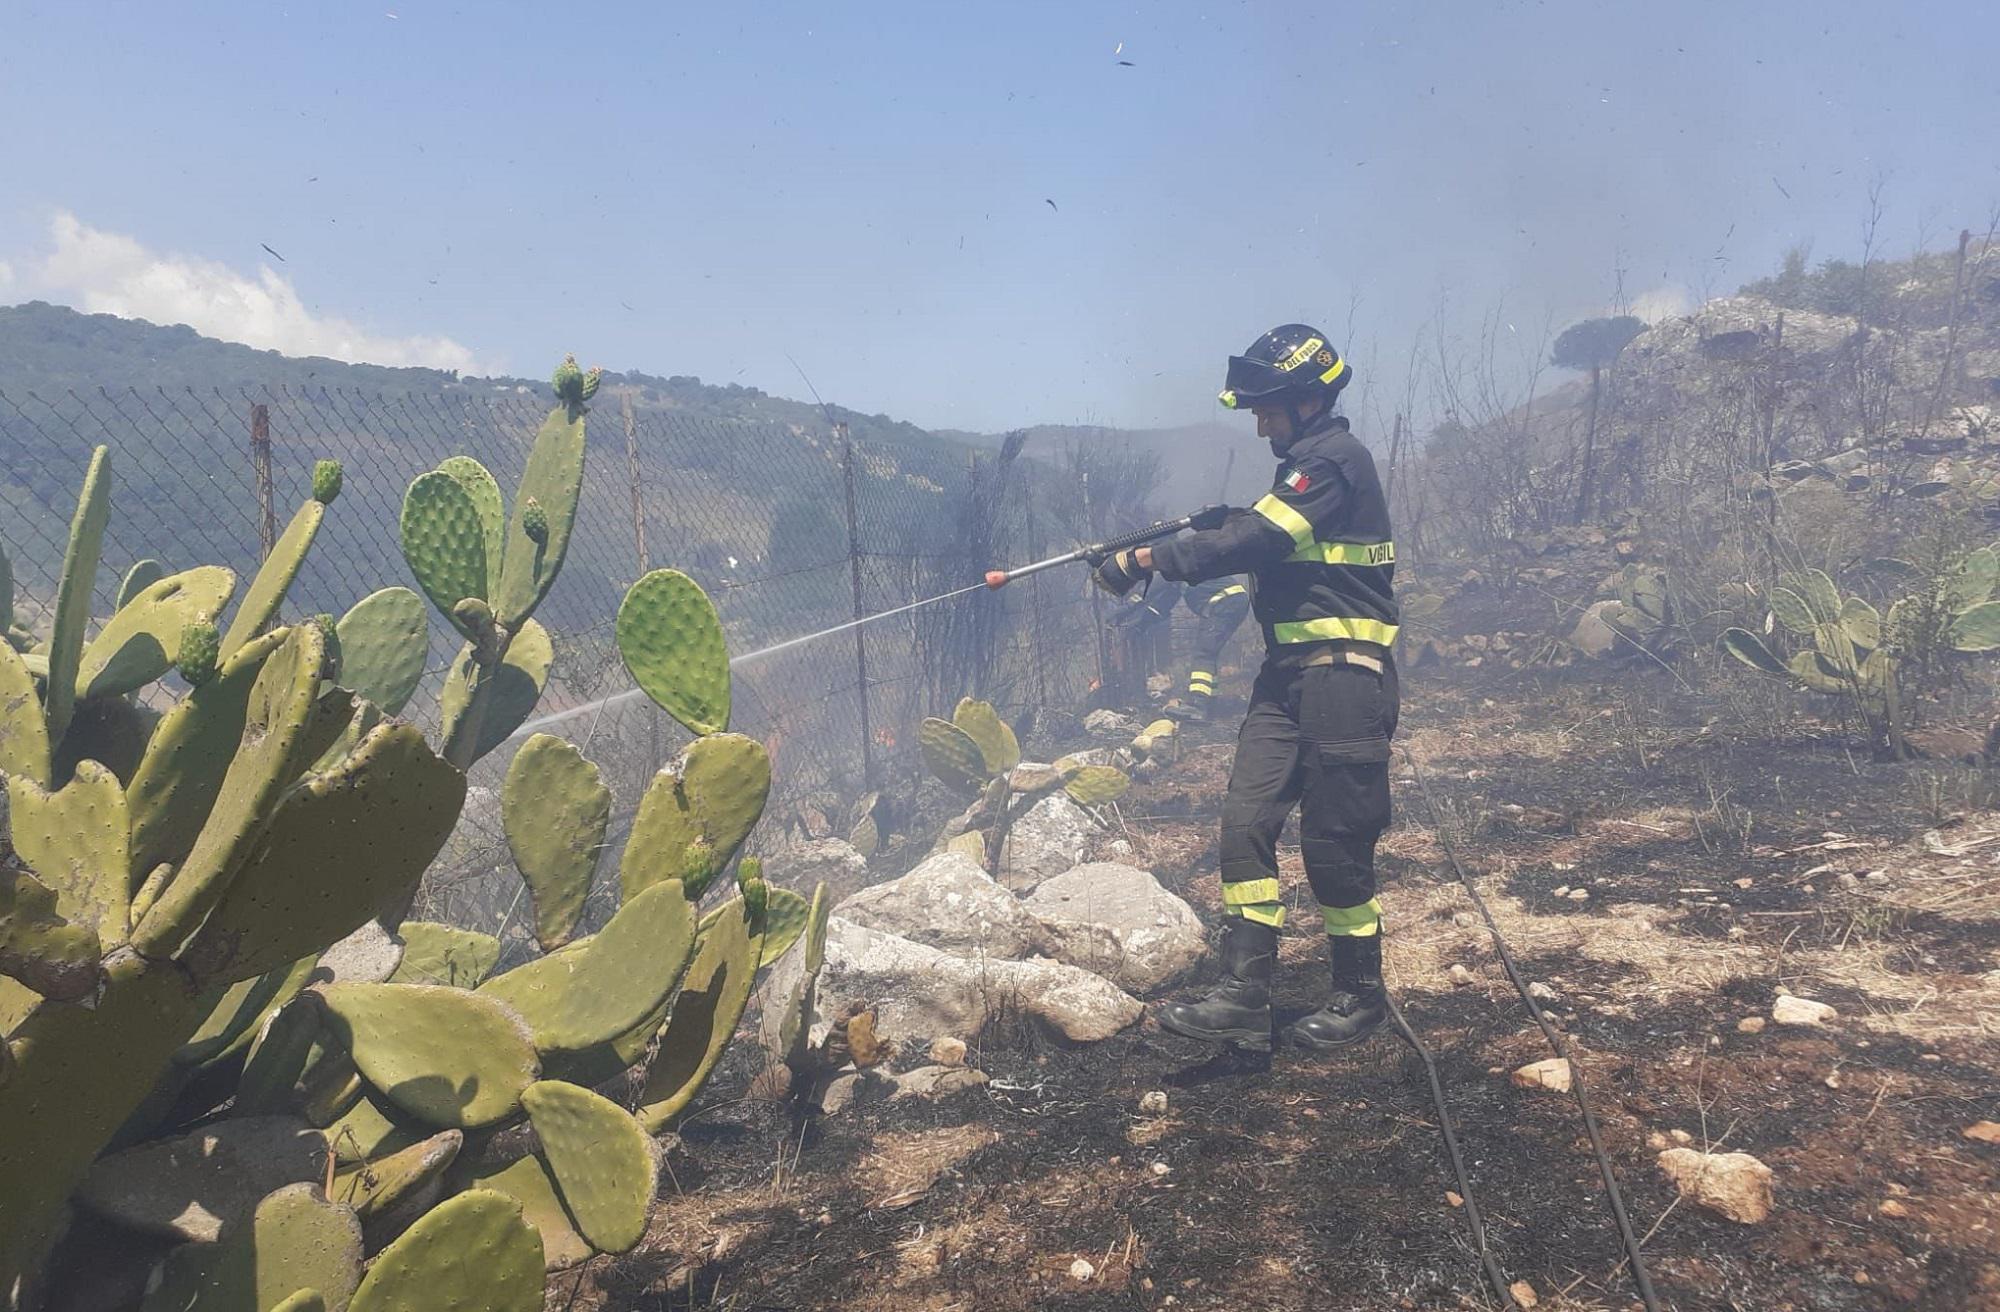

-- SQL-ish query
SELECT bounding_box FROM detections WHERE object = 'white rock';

[1083,709,1141,737]
[997,792,1100,892]
[316,918,403,985]
[818,1069,894,1116]
[834,851,1040,957]
[1737,1017,1767,1034]
[891,1065,990,1100]
[1069,1258,1096,1282]
[1021,863,1206,993]
[1448,964,1477,986]
[1657,1148,1775,1224]
[766,838,872,906]
[1567,888,1591,902]
[815,918,1142,1043]
[1139,1090,1168,1116]
[1569,600,1626,659]
[1772,995,1837,1027]
[929,1035,968,1067]
[1527,982,1560,1002]
[1511,1058,1572,1093]
[1149,1161,1171,1177]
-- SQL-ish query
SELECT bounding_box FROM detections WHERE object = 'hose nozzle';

[984,570,1010,589]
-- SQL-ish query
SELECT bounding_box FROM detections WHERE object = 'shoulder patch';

[1281,468,1312,493]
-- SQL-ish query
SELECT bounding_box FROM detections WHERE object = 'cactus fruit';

[8,759,130,947]
[347,1188,546,1312]
[477,880,694,1054]
[439,619,554,766]
[140,1183,362,1312]
[401,470,491,633]
[315,983,540,1129]
[1063,763,1132,806]
[635,896,766,1132]
[920,717,989,796]
[453,1154,592,1271]
[551,354,587,406]
[177,618,222,687]
[493,385,587,629]
[331,1128,463,1221]
[178,722,462,986]
[222,496,330,660]
[520,1079,657,1253]
[521,497,549,545]
[0,641,50,785]
[952,697,1021,774]
[333,588,427,716]
[621,733,770,903]
[760,885,810,967]
[616,569,730,736]
[582,366,603,402]
[115,558,166,612]
[46,445,111,743]
[502,734,610,950]
[0,863,99,1001]
[74,565,234,700]
[389,923,501,988]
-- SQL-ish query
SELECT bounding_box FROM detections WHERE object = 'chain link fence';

[2,383,1188,923]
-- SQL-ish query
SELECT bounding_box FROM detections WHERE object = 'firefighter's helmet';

[1219,324,1351,413]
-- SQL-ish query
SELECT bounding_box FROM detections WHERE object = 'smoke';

[17,212,488,374]
[1628,284,1694,325]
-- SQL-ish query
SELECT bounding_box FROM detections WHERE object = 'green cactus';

[236,995,324,1116]
[0,862,100,1001]
[502,733,611,950]
[272,1292,328,1312]
[0,640,50,785]
[313,458,344,505]
[1720,627,1787,675]
[760,885,812,967]
[333,587,427,716]
[300,1053,366,1128]
[492,388,587,630]
[176,955,320,1070]
[1063,763,1132,806]
[346,1188,545,1312]
[330,1128,462,1221]
[324,1093,421,1165]
[141,1183,363,1312]
[176,617,223,687]
[9,758,130,948]
[635,893,766,1132]
[438,618,553,766]
[453,1154,591,1271]
[616,569,730,736]
[45,445,111,744]
[222,493,331,660]
[1949,600,2000,651]
[477,879,695,1054]
[952,697,1021,774]
[315,983,541,1129]
[551,354,587,406]
[400,470,491,633]
[920,716,989,796]
[520,1079,657,1253]
[437,456,505,585]
[620,733,770,903]
[389,922,501,988]
[115,558,167,612]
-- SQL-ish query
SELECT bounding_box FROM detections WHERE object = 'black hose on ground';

[1403,749,1664,1312]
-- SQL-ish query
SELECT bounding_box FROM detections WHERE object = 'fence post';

[250,402,276,560]
[622,390,662,772]
[839,423,876,789]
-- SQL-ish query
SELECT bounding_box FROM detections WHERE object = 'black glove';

[1189,503,1231,530]
[1092,548,1151,598]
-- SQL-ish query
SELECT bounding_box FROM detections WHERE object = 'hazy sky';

[2,1,1993,433]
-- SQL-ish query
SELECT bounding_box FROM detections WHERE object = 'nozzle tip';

[984,570,1009,589]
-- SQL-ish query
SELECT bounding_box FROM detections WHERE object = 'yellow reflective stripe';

[1275,336,1325,373]
[1322,898,1383,936]
[1285,539,1395,567]
[1234,902,1286,928]
[1212,584,1248,600]
[1253,494,1315,551]
[1272,616,1399,646]
[1189,670,1214,682]
[1222,878,1282,906]
[1318,356,1347,385]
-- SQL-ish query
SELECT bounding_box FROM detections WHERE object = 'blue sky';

[2,0,1993,433]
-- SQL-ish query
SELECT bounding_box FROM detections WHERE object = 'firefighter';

[1105,577,1253,722]
[1092,325,1398,1052]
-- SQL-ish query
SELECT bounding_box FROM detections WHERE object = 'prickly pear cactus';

[333,587,427,716]
[400,470,491,632]
[315,983,541,1129]
[635,891,766,1132]
[140,1182,363,1312]
[313,458,344,505]
[0,639,50,785]
[920,717,989,796]
[437,456,505,585]
[222,492,330,659]
[760,883,812,967]
[520,1079,657,1253]
[620,733,770,903]
[1063,763,1132,806]
[502,733,610,950]
[493,378,587,629]
[45,445,111,743]
[952,697,1021,774]
[77,565,236,700]
[438,618,553,765]
[346,1188,545,1312]
[617,569,730,736]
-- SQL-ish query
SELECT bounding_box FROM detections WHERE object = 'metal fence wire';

[2,383,1199,920]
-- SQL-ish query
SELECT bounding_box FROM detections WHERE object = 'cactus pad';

[493,397,587,629]
[522,1079,657,1253]
[115,558,166,611]
[8,760,131,947]
[0,864,100,1001]
[477,879,695,1054]
[347,1188,545,1312]
[324,1093,421,1165]
[236,995,323,1116]
[616,569,730,735]
[503,734,610,950]
[621,733,770,903]
[1950,600,2000,652]
[1064,764,1131,806]
[180,722,466,984]
[1839,596,1882,651]
[331,1128,462,1221]
[452,1155,591,1271]
[223,499,329,659]
[139,1183,362,1312]
[334,588,427,716]
[0,641,50,786]
[316,983,540,1129]
[1720,628,1786,675]
[920,717,988,795]
[438,618,554,765]
[74,565,234,701]
[389,922,501,988]
[176,955,318,1069]
[1766,587,1815,636]
[437,456,505,585]
[952,698,1021,774]
[1946,547,2000,610]
[272,1292,329,1312]
[760,886,811,967]
[400,470,490,629]
[636,898,765,1131]
[46,445,111,744]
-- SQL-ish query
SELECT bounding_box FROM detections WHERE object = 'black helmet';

[1219,324,1351,413]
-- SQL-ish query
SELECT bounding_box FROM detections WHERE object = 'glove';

[1189,503,1231,530]
[1092,548,1151,598]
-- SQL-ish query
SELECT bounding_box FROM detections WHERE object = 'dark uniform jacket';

[1148,415,1396,667]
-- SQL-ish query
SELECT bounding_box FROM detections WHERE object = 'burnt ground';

[562,661,2000,1312]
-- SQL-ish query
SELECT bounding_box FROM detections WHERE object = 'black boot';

[1288,932,1387,1051]
[1162,693,1211,723]
[1158,917,1275,1051]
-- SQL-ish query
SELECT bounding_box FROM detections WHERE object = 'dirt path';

[569,664,2000,1311]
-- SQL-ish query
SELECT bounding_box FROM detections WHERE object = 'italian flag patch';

[1282,468,1311,492]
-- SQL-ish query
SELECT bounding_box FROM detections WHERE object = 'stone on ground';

[1772,995,1837,1027]
[1511,1058,1572,1093]
[835,851,1041,957]
[1657,1148,1775,1224]
[997,792,1100,892]
[1020,862,1206,993]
